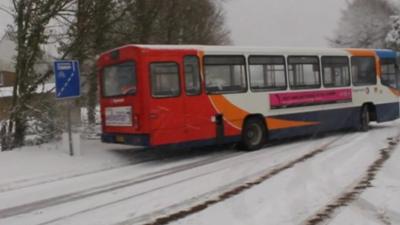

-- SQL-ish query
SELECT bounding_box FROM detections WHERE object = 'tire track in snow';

[0,151,242,219]
[0,146,236,193]
[30,135,353,225]
[123,136,347,225]
[301,135,400,225]
[15,133,353,225]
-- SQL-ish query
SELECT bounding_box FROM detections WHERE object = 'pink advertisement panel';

[270,89,352,109]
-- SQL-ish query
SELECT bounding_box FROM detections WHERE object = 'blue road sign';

[53,60,80,99]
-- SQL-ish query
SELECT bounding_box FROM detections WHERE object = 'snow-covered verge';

[0,121,399,225]
[0,136,138,191]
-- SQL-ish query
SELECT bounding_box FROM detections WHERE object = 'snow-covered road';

[0,121,399,225]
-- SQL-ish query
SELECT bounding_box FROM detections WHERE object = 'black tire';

[239,118,267,151]
[359,106,370,132]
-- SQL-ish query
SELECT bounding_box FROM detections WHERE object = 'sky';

[0,0,347,47]
[224,0,348,47]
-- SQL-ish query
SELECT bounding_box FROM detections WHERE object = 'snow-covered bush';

[24,99,63,146]
[80,106,101,140]
[0,120,12,151]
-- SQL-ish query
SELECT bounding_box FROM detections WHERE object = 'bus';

[98,45,400,150]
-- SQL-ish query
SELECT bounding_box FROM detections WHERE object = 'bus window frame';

[287,55,322,90]
[351,56,377,87]
[248,55,288,92]
[380,58,397,89]
[183,55,202,96]
[203,55,248,95]
[101,60,137,99]
[149,61,182,99]
[321,56,351,88]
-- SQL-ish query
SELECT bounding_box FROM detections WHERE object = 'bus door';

[182,56,215,143]
[147,57,185,145]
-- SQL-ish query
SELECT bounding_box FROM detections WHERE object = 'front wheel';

[239,118,267,151]
[359,106,370,132]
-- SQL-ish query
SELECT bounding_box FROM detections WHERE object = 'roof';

[105,44,396,57]
[0,83,55,98]
[375,49,398,59]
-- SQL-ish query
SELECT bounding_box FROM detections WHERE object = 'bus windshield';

[103,61,136,97]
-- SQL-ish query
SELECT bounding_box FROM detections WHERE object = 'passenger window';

[288,56,321,89]
[150,62,180,98]
[204,55,247,94]
[351,57,377,86]
[249,56,286,91]
[184,56,201,95]
[380,58,397,88]
[322,56,350,87]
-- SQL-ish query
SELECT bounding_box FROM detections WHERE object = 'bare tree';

[115,0,231,45]
[155,0,231,45]
[330,0,395,48]
[386,15,400,50]
[1,0,75,150]
[60,0,132,126]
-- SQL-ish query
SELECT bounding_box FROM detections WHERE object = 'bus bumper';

[101,133,150,146]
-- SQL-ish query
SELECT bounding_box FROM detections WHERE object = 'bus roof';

[101,44,395,58]
[375,49,397,59]
[132,44,349,55]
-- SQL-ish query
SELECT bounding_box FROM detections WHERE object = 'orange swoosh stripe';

[209,95,247,129]
[209,95,320,131]
[389,88,400,97]
[266,118,319,130]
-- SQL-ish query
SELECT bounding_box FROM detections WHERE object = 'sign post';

[53,60,81,156]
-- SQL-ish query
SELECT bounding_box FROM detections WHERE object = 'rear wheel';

[240,118,267,151]
[359,106,370,132]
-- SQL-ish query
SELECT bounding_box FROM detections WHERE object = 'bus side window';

[184,56,202,95]
[204,55,247,94]
[288,56,321,89]
[380,58,397,89]
[351,57,377,86]
[322,56,350,88]
[248,55,287,92]
[150,62,180,98]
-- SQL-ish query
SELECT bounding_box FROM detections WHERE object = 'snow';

[329,134,400,225]
[0,137,138,192]
[171,124,399,225]
[0,121,399,225]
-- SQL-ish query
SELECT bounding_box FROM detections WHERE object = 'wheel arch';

[362,102,377,122]
[243,114,269,134]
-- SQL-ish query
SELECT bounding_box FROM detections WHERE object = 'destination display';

[105,106,133,127]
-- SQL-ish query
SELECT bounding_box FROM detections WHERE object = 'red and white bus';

[98,45,400,150]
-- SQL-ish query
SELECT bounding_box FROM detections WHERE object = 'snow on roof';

[0,34,56,74]
[0,83,55,98]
